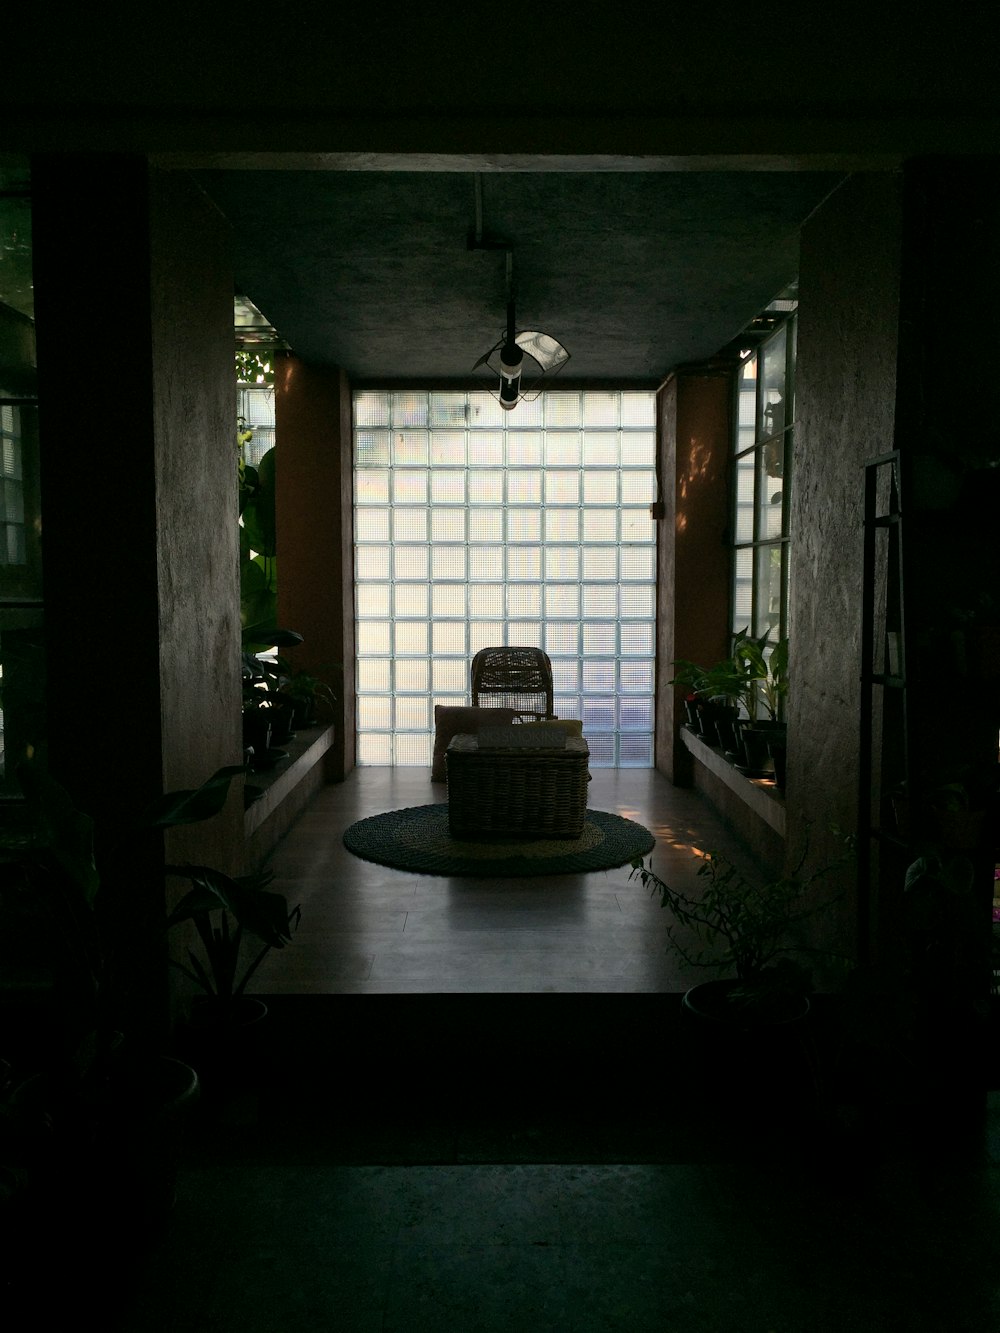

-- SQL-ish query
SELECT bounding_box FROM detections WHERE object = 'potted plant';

[735,634,788,778]
[0,762,255,1237]
[280,668,338,729]
[629,833,849,1028]
[166,862,300,1098]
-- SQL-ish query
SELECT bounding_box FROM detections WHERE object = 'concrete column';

[274,355,356,780]
[656,371,732,783]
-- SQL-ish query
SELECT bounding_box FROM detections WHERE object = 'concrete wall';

[788,173,904,953]
[275,356,356,781]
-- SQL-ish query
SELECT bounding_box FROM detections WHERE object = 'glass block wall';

[353,389,657,768]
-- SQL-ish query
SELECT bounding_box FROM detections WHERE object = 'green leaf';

[17,762,100,905]
[166,864,294,948]
[139,765,246,829]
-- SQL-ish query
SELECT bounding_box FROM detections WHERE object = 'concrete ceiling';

[194,167,845,383]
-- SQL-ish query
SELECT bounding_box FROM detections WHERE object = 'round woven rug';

[342,803,655,877]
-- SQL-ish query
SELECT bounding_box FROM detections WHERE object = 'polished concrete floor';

[250,764,756,996]
[72,768,1000,1330]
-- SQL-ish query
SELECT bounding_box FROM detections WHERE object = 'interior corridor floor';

[43,766,1000,1332]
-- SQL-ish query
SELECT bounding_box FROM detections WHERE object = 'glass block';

[621,394,655,428]
[469,584,504,618]
[355,469,390,505]
[429,392,470,427]
[621,470,655,504]
[508,584,541,618]
[468,392,505,428]
[355,429,391,466]
[621,623,654,656]
[392,508,428,542]
[620,547,653,580]
[508,623,542,647]
[355,546,390,580]
[356,617,389,659]
[390,391,428,427]
[394,621,428,655]
[554,694,582,719]
[354,508,390,543]
[508,547,541,580]
[582,392,618,427]
[431,430,465,466]
[432,584,466,617]
[394,584,429,617]
[469,470,504,505]
[468,510,503,544]
[431,470,465,505]
[621,509,653,542]
[356,584,391,618]
[354,391,390,428]
[545,584,580,619]
[432,510,466,542]
[395,733,431,766]
[583,471,616,504]
[587,735,615,767]
[545,623,579,656]
[583,510,618,543]
[1,405,13,432]
[619,661,654,693]
[3,434,21,479]
[620,585,655,618]
[619,734,654,767]
[357,658,391,692]
[395,659,429,693]
[432,622,466,655]
[433,694,467,712]
[619,697,653,730]
[507,431,542,465]
[357,698,389,733]
[583,585,617,617]
[754,544,784,638]
[470,622,504,654]
[583,697,615,731]
[469,547,502,581]
[506,397,544,429]
[357,733,392,765]
[468,431,504,466]
[545,471,580,505]
[735,454,755,542]
[583,623,616,655]
[583,660,615,692]
[507,469,542,504]
[6,526,25,564]
[507,509,542,543]
[434,547,464,582]
[545,392,582,427]
[546,547,579,580]
[393,469,428,504]
[583,432,618,466]
[393,546,429,581]
[620,433,655,467]
[393,430,429,465]
[761,325,787,435]
[551,659,580,692]
[433,660,466,692]
[395,697,429,730]
[545,431,582,466]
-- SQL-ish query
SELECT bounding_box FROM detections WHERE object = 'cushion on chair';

[432,705,518,781]
[515,718,584,738]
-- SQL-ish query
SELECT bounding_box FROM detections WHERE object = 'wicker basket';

[446,733,590,839]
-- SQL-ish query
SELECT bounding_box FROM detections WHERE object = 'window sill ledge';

[680,726,786,838]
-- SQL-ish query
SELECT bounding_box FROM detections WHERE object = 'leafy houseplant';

[629,835,850,1024]
[166,864,300,1006]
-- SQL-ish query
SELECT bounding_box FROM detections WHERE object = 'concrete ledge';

[245,723,335,864]
[680,728,786,874]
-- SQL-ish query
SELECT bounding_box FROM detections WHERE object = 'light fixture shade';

[514,331,570,375]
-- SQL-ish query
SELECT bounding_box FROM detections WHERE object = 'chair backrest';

[470,646,555,721]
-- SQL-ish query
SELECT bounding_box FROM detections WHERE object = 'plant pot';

[768,735,787,791]
[264,691,296,745]
[12,1054,199,1241]
[180,995,269,1102]
[739,720,786,778]
[699,701,737,749]
[289,695,317,729]
[242,706,272,757]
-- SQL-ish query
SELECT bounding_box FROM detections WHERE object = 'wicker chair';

[470,646,555,722]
